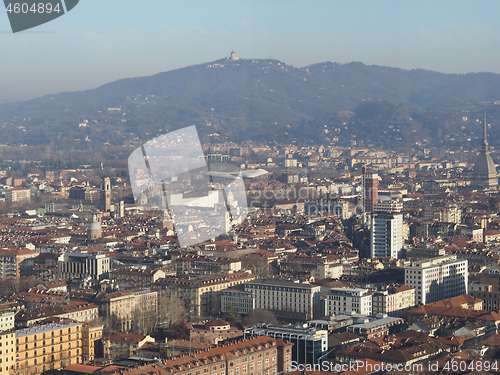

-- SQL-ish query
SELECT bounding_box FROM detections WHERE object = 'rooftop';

[16,321,82,338]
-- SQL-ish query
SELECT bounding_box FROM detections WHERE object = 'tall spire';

[482,110,489,152]
[473,110,498,188]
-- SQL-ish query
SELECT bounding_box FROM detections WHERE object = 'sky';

[2,0,500,101]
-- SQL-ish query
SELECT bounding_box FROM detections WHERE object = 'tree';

[157,292,186,328]
[244,308,279,327]
[241,254,273,277]
[0,277,40,298]
[132,298,157,335]
[102,314,123,336]
[222,303,242,322]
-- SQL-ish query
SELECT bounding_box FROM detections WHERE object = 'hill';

[1,57,500,155]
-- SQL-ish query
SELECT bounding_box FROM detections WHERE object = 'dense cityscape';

[0,97,500,375]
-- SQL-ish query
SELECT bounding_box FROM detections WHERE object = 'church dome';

[88,221,102,231]
[88,214,102,241]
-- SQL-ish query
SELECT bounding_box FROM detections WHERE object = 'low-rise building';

[189,319,244,345]
[346,314,404,339]
[336,331,447,366]
[103,333,154,359]
[245,324,327,365]
[57,251,110,281]
[406,295,486,324]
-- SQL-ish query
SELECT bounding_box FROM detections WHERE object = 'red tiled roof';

[106,333,148,343]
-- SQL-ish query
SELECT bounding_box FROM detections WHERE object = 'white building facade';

[326,287,372,316]
[404,255,468,305]
[370,212,404,259]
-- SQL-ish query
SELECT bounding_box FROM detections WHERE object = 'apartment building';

[0,330,15,374]
[15,303,99,328]
[109,267,169,288]
[221,288,255,315]
[471,273,500,311]
[404,255,468,305]
[0,249,38,279]
[94,291,135,332]
[81,325,103,363]
[372,284,416,316]
[129,288,157,311]
[5,188,31,203]
[279,255,343,279]
[0,310,15,332]
[244,279,322,320]
[326,287,372,316]
[154,272,256,317]
[103,336,293,375]
[175,255,242,275]
[15,321,83,374]
[161,336,292,375]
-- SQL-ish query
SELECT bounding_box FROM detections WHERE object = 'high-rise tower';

[472,112,498,188]
[370,210,404,259]
[100,177,111,212]
[362,167,379,214]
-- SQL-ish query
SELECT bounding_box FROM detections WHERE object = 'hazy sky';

[2,0,500,101]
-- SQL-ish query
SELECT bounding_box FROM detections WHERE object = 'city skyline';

[2,1,500,100]
[3,2,500,373]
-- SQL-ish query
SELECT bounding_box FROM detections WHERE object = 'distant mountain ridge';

[1,57,500,151]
